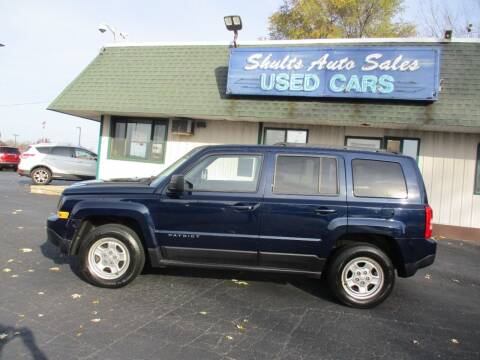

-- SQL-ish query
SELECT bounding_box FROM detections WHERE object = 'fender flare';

[67,200,158,254]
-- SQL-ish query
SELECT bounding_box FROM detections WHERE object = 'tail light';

[425,205,433,238]
[21,153,36,159]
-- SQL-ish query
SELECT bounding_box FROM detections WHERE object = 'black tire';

[327,244,395,308]
[78,224,145,288]
[31,167,52,185]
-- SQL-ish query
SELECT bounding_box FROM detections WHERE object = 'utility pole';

[13,134,18,146]
[76,126,82,146]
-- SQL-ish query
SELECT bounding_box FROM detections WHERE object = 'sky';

[1,0,478,152]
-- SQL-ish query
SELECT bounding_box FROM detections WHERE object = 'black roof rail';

[272,142,395,154]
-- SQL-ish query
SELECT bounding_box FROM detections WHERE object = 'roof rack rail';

[272,142,394,153]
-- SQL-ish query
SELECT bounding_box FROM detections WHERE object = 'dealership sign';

[226,46,441,101]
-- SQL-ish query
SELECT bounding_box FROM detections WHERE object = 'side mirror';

[167,174,185,195]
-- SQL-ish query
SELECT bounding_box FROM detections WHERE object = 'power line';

[0,101,49,107]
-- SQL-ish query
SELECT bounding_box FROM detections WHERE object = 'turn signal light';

[425,205,433,238]
[57,211,69,219]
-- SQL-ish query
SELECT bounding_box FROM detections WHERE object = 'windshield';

[149,147,205,186]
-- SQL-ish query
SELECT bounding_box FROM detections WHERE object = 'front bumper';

[47,215,71,254]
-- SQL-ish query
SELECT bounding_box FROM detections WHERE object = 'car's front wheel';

[327,244,395,308]
[78,224,145,288]
[31,167,52,185]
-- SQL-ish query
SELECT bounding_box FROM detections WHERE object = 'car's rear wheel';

[31,167,52,185]
[327,244,395,308]
[78,224,145,288]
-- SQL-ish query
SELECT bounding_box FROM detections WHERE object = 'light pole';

[13,134,18,146]
[98,23,128,42]
[0,44,4,47]
[76,127,82,146]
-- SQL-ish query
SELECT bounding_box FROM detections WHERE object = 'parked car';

[47,144,436,308]
[18,144,97,185]
[0,146,21,171]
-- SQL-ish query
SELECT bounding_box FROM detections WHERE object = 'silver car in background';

[18,144,97,185]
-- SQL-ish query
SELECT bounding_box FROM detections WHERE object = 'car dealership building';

[49,38,480,237]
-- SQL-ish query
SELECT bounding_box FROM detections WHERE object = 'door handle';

[232,203,258,211]
[315,208,337,215]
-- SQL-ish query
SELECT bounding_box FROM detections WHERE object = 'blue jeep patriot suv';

[47,144,436,308]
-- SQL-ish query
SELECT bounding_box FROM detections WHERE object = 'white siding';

[97,116,480,228]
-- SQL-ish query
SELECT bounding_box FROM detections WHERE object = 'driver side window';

[185,154,262,192]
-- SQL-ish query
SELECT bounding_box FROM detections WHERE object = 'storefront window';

[345,136,420,160]
[475,144,480,195]
[345,137,382,150]
[385,137,420,160]
[263,128,308,145]
[109,117,168,163]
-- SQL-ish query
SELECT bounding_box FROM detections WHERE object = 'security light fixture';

[444,29,452,41]
[224,15,242,48]
[98,23,128,42]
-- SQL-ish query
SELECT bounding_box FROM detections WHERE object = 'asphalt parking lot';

[0,171,479,360]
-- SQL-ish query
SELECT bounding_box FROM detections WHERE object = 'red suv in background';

[0,146,21,171]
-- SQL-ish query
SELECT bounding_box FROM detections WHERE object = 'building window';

[475,144,480,195]
[273,155,338,196]
[385,137,420,160]
[345,136,382,150]
[345,136,420,160]
[109,117,168,163]
[263,128,308,145]
[352,159,407,199]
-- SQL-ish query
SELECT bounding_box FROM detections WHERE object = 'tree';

[418,0,479,38]
[268,0,416,39]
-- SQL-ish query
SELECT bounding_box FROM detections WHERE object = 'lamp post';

[13,134,18,146]
[98,23,128,42]
[76,127,82,146]
[224,16,242,48]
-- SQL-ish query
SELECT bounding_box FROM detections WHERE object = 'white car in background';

[18,144,97,185]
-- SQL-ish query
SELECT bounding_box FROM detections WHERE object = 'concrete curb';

[30,185,66,196]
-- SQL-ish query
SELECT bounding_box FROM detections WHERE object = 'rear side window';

[352,159,407,198]
[36,147,52,154]
[274,155,338,196]
[51,147,74,157]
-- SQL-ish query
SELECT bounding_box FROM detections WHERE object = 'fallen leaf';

[243,319,249,323]
[413,340,419,345]
[27,269,35,273]
[199,311,208,315]
[451,279,460,283]
[2,268,12,273]
[76,332,82,337]
[71,293,82,300]
[7,259,14,263]
[18,314,25,318]
[12,212,17,215]
[425,274,431,280]
[451,338,460,344]
[0,333,8,340]
[49,267,60,272]
[11,274,18,278]
[19,248,32,253]
[38,292,45,295]
[92,311,98,315]
[90,318,101,323]
[38,314,44,318]
[13,332,20,336]
[225,335,234,340]
[236,324,245,331]
[15,209,23,212]
[92,300,100,305]
[17,227,24,230]
[236,281,249,286]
